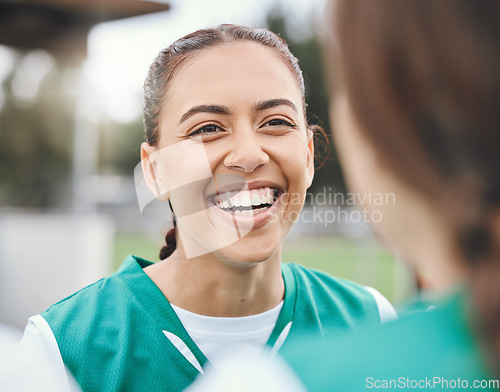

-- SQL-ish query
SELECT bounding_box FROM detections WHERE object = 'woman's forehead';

[163,42,303,112]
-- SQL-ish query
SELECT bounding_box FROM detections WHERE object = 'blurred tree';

[0,50,74,208]
[265,7,347,199]
[0,46,144,210]
[98,117,144,176]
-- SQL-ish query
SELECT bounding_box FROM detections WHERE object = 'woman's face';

[143,41,314,263]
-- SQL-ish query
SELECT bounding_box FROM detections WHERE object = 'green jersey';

[41,255,384,391]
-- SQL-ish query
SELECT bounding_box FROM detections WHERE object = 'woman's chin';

[215,239,280,266]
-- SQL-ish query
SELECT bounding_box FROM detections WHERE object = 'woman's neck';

[144,246,284,317]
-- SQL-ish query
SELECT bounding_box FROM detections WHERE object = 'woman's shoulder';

[42,255,151,326]
[282,262,393,324]
[283,262,379,301]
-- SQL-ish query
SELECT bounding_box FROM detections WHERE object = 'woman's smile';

[209,187,280,216]
[206,182,285,230]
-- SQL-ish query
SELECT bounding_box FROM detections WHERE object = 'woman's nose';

[225,131,269,173]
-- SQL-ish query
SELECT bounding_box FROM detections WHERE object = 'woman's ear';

[305,129,315,188]
[141,142,168,200]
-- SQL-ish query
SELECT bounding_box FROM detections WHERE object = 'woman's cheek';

[157,142,213,194]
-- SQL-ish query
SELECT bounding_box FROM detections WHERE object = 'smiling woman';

[18,25,395,392]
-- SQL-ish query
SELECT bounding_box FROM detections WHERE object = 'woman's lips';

[209,187,279,214]
[208,188,283,230]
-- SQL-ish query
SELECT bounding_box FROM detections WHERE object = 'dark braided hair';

[158,201,177,260]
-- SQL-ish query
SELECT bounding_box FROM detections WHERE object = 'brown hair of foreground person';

[332,0,500,373]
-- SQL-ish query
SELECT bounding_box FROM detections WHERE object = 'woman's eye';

[190,124,223,137]
[263,119,295,127]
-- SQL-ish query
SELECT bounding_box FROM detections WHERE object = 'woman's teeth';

[211,187,278,216]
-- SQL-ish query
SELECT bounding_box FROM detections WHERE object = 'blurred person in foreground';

[0,323,80,391]
[188,0,500,390]
[17,24,395,392]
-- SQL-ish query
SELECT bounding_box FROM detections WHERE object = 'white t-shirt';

[170,288,396,369]
[171,301,284,369]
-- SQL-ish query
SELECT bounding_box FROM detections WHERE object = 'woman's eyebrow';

[179,105,230,124]
[178,99,297,124]
[254,99,297,113]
